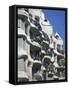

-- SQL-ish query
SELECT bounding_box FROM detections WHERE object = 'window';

[44,19,47,22]
[55,35,59,39]
[30,49,41,60]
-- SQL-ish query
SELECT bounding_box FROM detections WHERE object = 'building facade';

[17,8,65,82]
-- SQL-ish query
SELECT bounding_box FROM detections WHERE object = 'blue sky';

[43,9,65,48]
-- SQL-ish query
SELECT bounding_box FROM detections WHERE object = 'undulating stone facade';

[17,8,65,82]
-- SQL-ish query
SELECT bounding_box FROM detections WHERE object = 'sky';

[43,9,65,48]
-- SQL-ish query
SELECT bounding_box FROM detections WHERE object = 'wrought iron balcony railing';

[46,51,52,57]
[31,37,41,44]
[30,18,42,31]
[31,54,41,61]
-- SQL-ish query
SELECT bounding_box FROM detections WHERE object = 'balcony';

[31,35,41,43]
[18,49,28,59]
[33,60,41,64]
[30,22,38,30]
[31,54,41,61]
[43,55,51,61]
[32,56,41,76]
[42,51,52,65]
[42,50,52,59]
[30,40,41,49]
[18,9,29,20]
[56,66,65,72]
[42,55,51,67]
[48,72,54,78]
[58,59,65,66]
[29,19,42,34]
[18,28,26,38]
[30,52,41,64]
[53,75,59,80]
[33,71,42,81]
[41,33,50,48]
[42,40,49,47]
[46,51,52,57]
